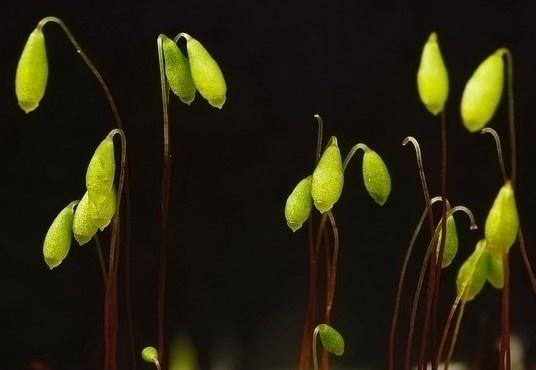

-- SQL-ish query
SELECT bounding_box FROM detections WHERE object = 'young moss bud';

[316,324,344,356]
[72,192,98,246]
[162,34,197,105]
[43,201,77,269]
[460,49,505,132]
[362,148,391,206]
[436,215,458,268]
[486,252,504,289]
[456,239,488,302]
[86,133,115,206]
[141,346,159,364]
[90,187,116,231]
[484,181,519,256]
[311,137,344,213]
[15,27,48,113]
[185,35,226,109]
[285,176,313,232]
[417,32,449,115]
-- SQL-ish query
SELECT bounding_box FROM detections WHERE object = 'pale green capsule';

[15,27,48,113]
[311,137,344,213]
[417,32,449,115]
[162,34,197,105]
[460,49,505,132]
[72,192,98,246]
[141,346,159,363]
[436,215,458,268]
[456,239,488,302]
[89,187,116,231]
[362,148,391,206]
[486,251,504,289]
[285,176,313,232]
[316,324,344,356]
[186,35,226,109]
[43,201,77,269]
[484,181,519,256]
[86,134,115,206]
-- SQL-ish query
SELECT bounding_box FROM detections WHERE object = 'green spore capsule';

[72,192,98,246]
[417,32,449,115]
[460,49,505,132]
[362,148,391,206]
[15,27,48,113]
[486,251,504,289]
[141,346,159,364]
[86,133,115,206]
[311,137,344,214]
[43,201,77,269]
[285,175,313,232]
[89,187,116,231]
[484,181,519,256]
[456,239,488,302]
[185,34,227,109]
[316,323,344,356]
[162,34,197,105]
[436,215,458,268]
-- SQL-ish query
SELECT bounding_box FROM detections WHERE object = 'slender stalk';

[156,35,172,370]
[402,136,435,370]
[388,196,444,370]
[37,17,124,131]
[500,49,516,186]
[314,114,324,165]
[312,326,321,370]
[445,302,466,370]
[94,234,107,284]
[342,143,369,171]
[430,110,448,370]
[518,229,536,295]
[480,128,507,182]
[499,254,511,370]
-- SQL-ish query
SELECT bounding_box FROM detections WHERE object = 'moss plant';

[286,115,391,370]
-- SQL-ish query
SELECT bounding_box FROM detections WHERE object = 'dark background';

[2,1,536,369]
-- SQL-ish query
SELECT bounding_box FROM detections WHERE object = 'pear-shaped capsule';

[43,201,77,269]
[460,49,505,132]
[87,188,116,231]
[417,32,449,115]
[86,133,115,206]
[316,324,344,356]
[456,239,488,302]
[185,35,226,109]
[141,346,159,364]
[72,192,99,246]
[362,148,391,206]
[311,137,344,214]
[436,215,458,268]
[484,181,519,256]
[285,176,313,232]
[162,34,197,105]
[15,27,48,113]
[486,251,504,289]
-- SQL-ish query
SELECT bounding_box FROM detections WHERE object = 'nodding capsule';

[285,175,313,232]
[436,215,458,268]
[362,148,391,206]
[72,192,99,246]
[311,137,344,214]
[417,32,449,115]
[86,133,116,206]
[484,181,519,257]
[316,323,345,356]
[456,239,488,302]
[16,27,48,113]
[43,201,77,269]
[161,34,197,105]
[185,35,227,109]
[460,49,505,132]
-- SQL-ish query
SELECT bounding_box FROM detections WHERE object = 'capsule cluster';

[284,135,391,232]
[160,33,226,109]
[42,131,119,269]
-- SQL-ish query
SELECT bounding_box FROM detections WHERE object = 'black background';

[2,1,536,369]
